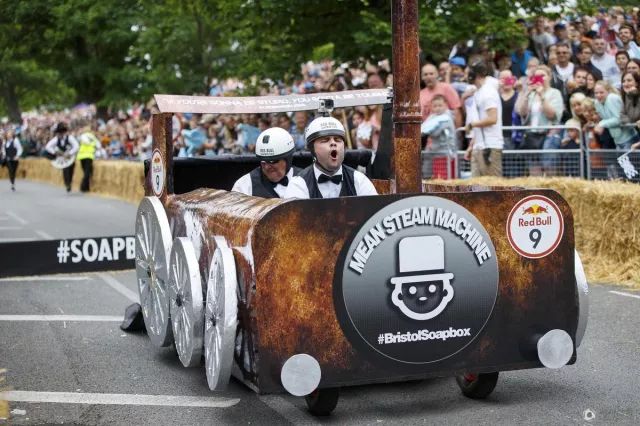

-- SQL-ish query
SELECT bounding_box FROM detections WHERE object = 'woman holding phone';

[515,65,565,175]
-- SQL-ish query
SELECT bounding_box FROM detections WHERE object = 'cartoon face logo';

[389,236,455,321]
[391,274,454,320]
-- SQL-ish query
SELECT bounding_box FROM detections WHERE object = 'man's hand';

[593,125,604,135]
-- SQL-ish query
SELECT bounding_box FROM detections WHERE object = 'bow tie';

[271,176,289,187]
[318,174,342,184]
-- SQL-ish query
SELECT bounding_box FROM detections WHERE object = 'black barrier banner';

[0,235,135,278]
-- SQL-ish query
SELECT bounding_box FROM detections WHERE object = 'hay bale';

[430,177,640,289]
[1,158,144,204]
[0,368,7,422]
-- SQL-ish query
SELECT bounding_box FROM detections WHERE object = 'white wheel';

[169,238,205,367]
[204,236,238,391]
[574,250,589,348]
[135,196,173,347]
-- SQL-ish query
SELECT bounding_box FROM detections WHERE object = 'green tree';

[0,0,74,121]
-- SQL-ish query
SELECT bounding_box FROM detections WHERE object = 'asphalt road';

[0,180,136,242]
[1,181,639,425]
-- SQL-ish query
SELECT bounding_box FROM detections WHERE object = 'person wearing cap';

[45,122,79,193]
[284,116,377,199]
[231,127,299,198]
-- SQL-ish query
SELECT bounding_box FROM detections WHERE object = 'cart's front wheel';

[305,388,339,416]
[455,372,499,399]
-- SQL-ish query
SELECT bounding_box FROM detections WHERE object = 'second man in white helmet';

[232,127,300,198]
[284,116,377,199]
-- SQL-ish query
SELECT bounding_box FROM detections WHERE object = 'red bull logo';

[522,204,549,215]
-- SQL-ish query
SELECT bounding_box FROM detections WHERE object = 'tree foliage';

[0,0,613,119]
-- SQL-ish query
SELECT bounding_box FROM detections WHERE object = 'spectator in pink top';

[419,63,463,128]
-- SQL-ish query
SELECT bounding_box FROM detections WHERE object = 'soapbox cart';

[134,88,588,416]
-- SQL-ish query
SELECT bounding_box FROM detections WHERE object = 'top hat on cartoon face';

[389,235,454,321]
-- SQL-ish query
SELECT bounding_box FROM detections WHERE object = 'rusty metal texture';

[391,0,422,193]
[160,186,576,394]
[165,190,284,389]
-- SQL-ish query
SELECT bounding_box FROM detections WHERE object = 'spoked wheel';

[305,388,340,416]
[168,237,204,367]
[135,196,174,347]
[455,372,499,399]
[204,236,238,391]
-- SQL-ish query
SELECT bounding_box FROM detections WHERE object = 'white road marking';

[610,290,640,300]
[258,395,320,425]
[0,276,91,282]
[2,391,240,408]
[0,315,122,322]
[5,210,27,225]
[35,230,54,239]
[99,272,138,303]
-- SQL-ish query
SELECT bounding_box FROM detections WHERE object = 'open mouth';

[330,149,338,160]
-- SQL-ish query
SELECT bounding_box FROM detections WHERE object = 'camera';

[318,99,335,117]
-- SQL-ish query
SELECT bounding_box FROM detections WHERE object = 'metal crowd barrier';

[421,124,639,181]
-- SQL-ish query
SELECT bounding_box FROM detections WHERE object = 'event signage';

[0,236,135,278]
[507,195,564,259]
[336,196,499,365]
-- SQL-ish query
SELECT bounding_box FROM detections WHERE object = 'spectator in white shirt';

[590,36,621,87]
[463,62,504,177]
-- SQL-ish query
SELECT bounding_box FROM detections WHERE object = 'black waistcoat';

[297,164,357,199]
[249,166,301,198]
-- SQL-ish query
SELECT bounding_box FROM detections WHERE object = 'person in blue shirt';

[179,116,208,157]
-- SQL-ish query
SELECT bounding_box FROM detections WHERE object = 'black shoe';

[66,186,71,193]
[11,185,15,192]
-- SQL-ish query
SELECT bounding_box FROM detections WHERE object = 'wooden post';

[391,0,422,193]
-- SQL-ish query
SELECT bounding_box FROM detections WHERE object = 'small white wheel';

[169,237,204,367]
[204,236,238,391]
[574,250,589,348]
[135,196,174,347]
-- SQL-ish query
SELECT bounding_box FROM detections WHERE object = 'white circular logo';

[336,196,499,365]
[151,149,165,197]
[507,195,564,259]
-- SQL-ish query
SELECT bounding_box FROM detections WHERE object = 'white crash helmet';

[304,116,345,150]
[255,127,295,161]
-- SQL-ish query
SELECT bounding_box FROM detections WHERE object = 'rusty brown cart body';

[133,0,588,416]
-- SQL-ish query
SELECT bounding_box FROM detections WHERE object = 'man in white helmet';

[231,127,299,198]
[284,116,377,199]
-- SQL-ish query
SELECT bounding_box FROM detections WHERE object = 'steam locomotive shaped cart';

[135,89,589,416]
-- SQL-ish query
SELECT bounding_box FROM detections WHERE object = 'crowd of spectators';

[2,6,640,180]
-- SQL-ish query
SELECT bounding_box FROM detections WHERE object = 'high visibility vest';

[77,132,100,160]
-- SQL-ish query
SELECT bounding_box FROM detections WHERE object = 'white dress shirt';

[231,167,295,198]
[1,137,24,159]
[45,134,79,156]
[284,164,378,199]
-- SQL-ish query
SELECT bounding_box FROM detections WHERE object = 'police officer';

[232,127,299,198]
[77,124,103,192]
[45,123,79,193]
[284,116,377,199]
[1,128,23,191]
